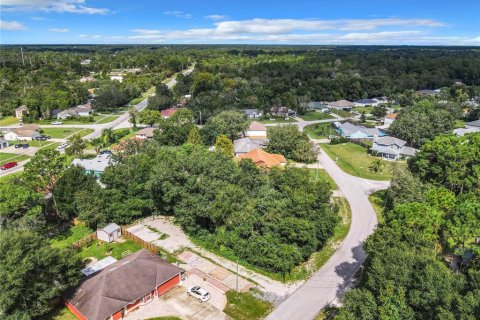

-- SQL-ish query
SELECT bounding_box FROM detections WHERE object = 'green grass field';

[299,111,334,121]
[369,190,387,224]
[50,225,94,249]
[0,171,22,182]
[259,117,297,124]
[96,115,119,124]
[320,142,401,180]
[224,290,272,320]
[41,306,78,320]
[0,152,30,163]
[0,116,19,126]
[309,168,338,190]
[79,239,142,261]
[304,122,338,139]
[352,106,375,114]
[41,127,94,139]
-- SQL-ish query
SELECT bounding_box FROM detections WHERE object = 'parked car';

[57,143,68,150]
[51,121,63,125]
[15,143,29,148]
[99,150,112,155]
[1,162,17,170]
[34,135,50,141]
[187,286,211,302]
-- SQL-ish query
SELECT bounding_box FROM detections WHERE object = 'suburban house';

[15,105,28,119]
[304,101,329,111]
[370,136,418,160]
[338,122,383,139]
[244,121,267,139]
[373,96,389,104]
[80,59,91,65]
[328,100,354,111]
[71,154,111,177]
[383,113,398,127]
[161,107,178,119]
[234,137,267,156]
[243,109,263,119]
[416,89,440,96]
[4,124,40,141]
[237,148,286,168]
[270,106,296,117]
[57,101,93,119]
[80,76,95,83]
[353,99,379,107]
[96,223,121,243]
[135,127,156,139]
[65,249,183,320]
[454,119,480,136]
[0,136,8,149]
[109,71,124,82]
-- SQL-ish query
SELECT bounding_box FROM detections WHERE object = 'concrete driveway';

[124,282,229,320]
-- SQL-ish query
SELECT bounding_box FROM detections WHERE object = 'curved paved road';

[266,146,389,320]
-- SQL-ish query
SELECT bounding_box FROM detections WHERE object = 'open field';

[224,290,272,320]
[0,116,19,126]
[0,152,30,163]
[320,142,402,180]
[298,111,334,121]
[41,127,94,139]
[304,122,338,139]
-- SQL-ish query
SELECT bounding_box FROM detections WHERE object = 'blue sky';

[1,0,479,45]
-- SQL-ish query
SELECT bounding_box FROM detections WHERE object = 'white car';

[187,286,210,302]
[57,143,68,150]
[51,121,63,125]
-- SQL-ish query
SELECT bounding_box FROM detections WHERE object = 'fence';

[350,138,373,149]
[71,232,97,249]
[121,227,158,255]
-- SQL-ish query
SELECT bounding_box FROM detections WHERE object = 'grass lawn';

[0,152,30,163]
[79,239,142,261]
[320,142,400,180]
[0,116,19,126]
[299,111,334,121]
[455,119,466,128]
[331,109,354,118]
[130,86,155,105]
[96,115,119,124]
[41,142,61,150]
[50,225,94,249]
[0,171,23,182]
[309,168,338,190]
[42,306,77,320]
[353,106,374,114]
[41,127,94,139]
[259,117,297,124]
[304,122,338,139]
[224,290,272,320]
[369,190,387,224]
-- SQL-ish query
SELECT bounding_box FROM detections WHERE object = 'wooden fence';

[121,227,158,255]
[71,232,97,249]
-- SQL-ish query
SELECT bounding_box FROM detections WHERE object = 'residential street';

[265,146,389,320]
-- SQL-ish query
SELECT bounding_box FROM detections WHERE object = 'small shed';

[96,223,121,243]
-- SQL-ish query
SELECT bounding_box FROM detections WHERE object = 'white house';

[328,100,354,110]
[110,75,124,82]
[370,136,418,160]
[71,154,111,177]
[80,59,91,65]
[0,137,8,149]
[353,99,379,107]
[4,124,40,141]
[243,109,263,119]
[135,127,155,139]
[244,121,267,139]
[338,122,382,139]
[96,223,121,243]
[57,102,93,119]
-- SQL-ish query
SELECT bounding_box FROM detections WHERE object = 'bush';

[329,137,349,145]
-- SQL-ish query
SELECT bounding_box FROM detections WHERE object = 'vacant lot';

[41,127,94,139]
[298,111,334,121]
[304,123,338,139]
[320,142,401,180]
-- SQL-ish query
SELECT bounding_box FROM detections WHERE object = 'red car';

[1,162,17,170]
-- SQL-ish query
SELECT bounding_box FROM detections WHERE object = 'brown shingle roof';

[237,148,286,168]
[247,121,267,131]
[65,250,182,320]
[161,108,178,117]
[135,127,156,138]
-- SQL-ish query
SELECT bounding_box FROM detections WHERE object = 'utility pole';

[199,111,202,125]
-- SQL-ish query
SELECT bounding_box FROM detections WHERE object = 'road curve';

[265,146,389,320]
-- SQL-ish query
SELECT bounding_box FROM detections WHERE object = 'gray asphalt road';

[265,146,389,320]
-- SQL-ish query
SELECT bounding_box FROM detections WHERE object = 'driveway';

[124,283,229,320]
[265,145,389,320]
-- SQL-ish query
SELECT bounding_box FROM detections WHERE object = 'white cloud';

[205,14,227,21]
[1,0,110,15]
[49,28,69,32]
[0,19,26,30]
[164,11,192,19]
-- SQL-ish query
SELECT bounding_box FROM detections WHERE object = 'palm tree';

[369,159,385,173]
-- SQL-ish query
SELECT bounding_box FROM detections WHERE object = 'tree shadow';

[334,243,366,301]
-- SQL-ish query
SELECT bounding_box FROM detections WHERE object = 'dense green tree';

[214,134,234,157]
[0,230,82,318]
[65,133,86,157]
[186,126,203,145]
[139,109,162,127]
[267,125,317,163]
[0,183,44,229]
[201,110,249,144]
[371,105,387,119]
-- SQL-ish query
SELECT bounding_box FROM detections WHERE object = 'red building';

[65,250,183,320]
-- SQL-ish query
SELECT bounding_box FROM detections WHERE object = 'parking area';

[124,280,230,320]
[1,145,39,156]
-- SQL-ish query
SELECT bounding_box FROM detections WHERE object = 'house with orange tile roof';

[237,148,286,168]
